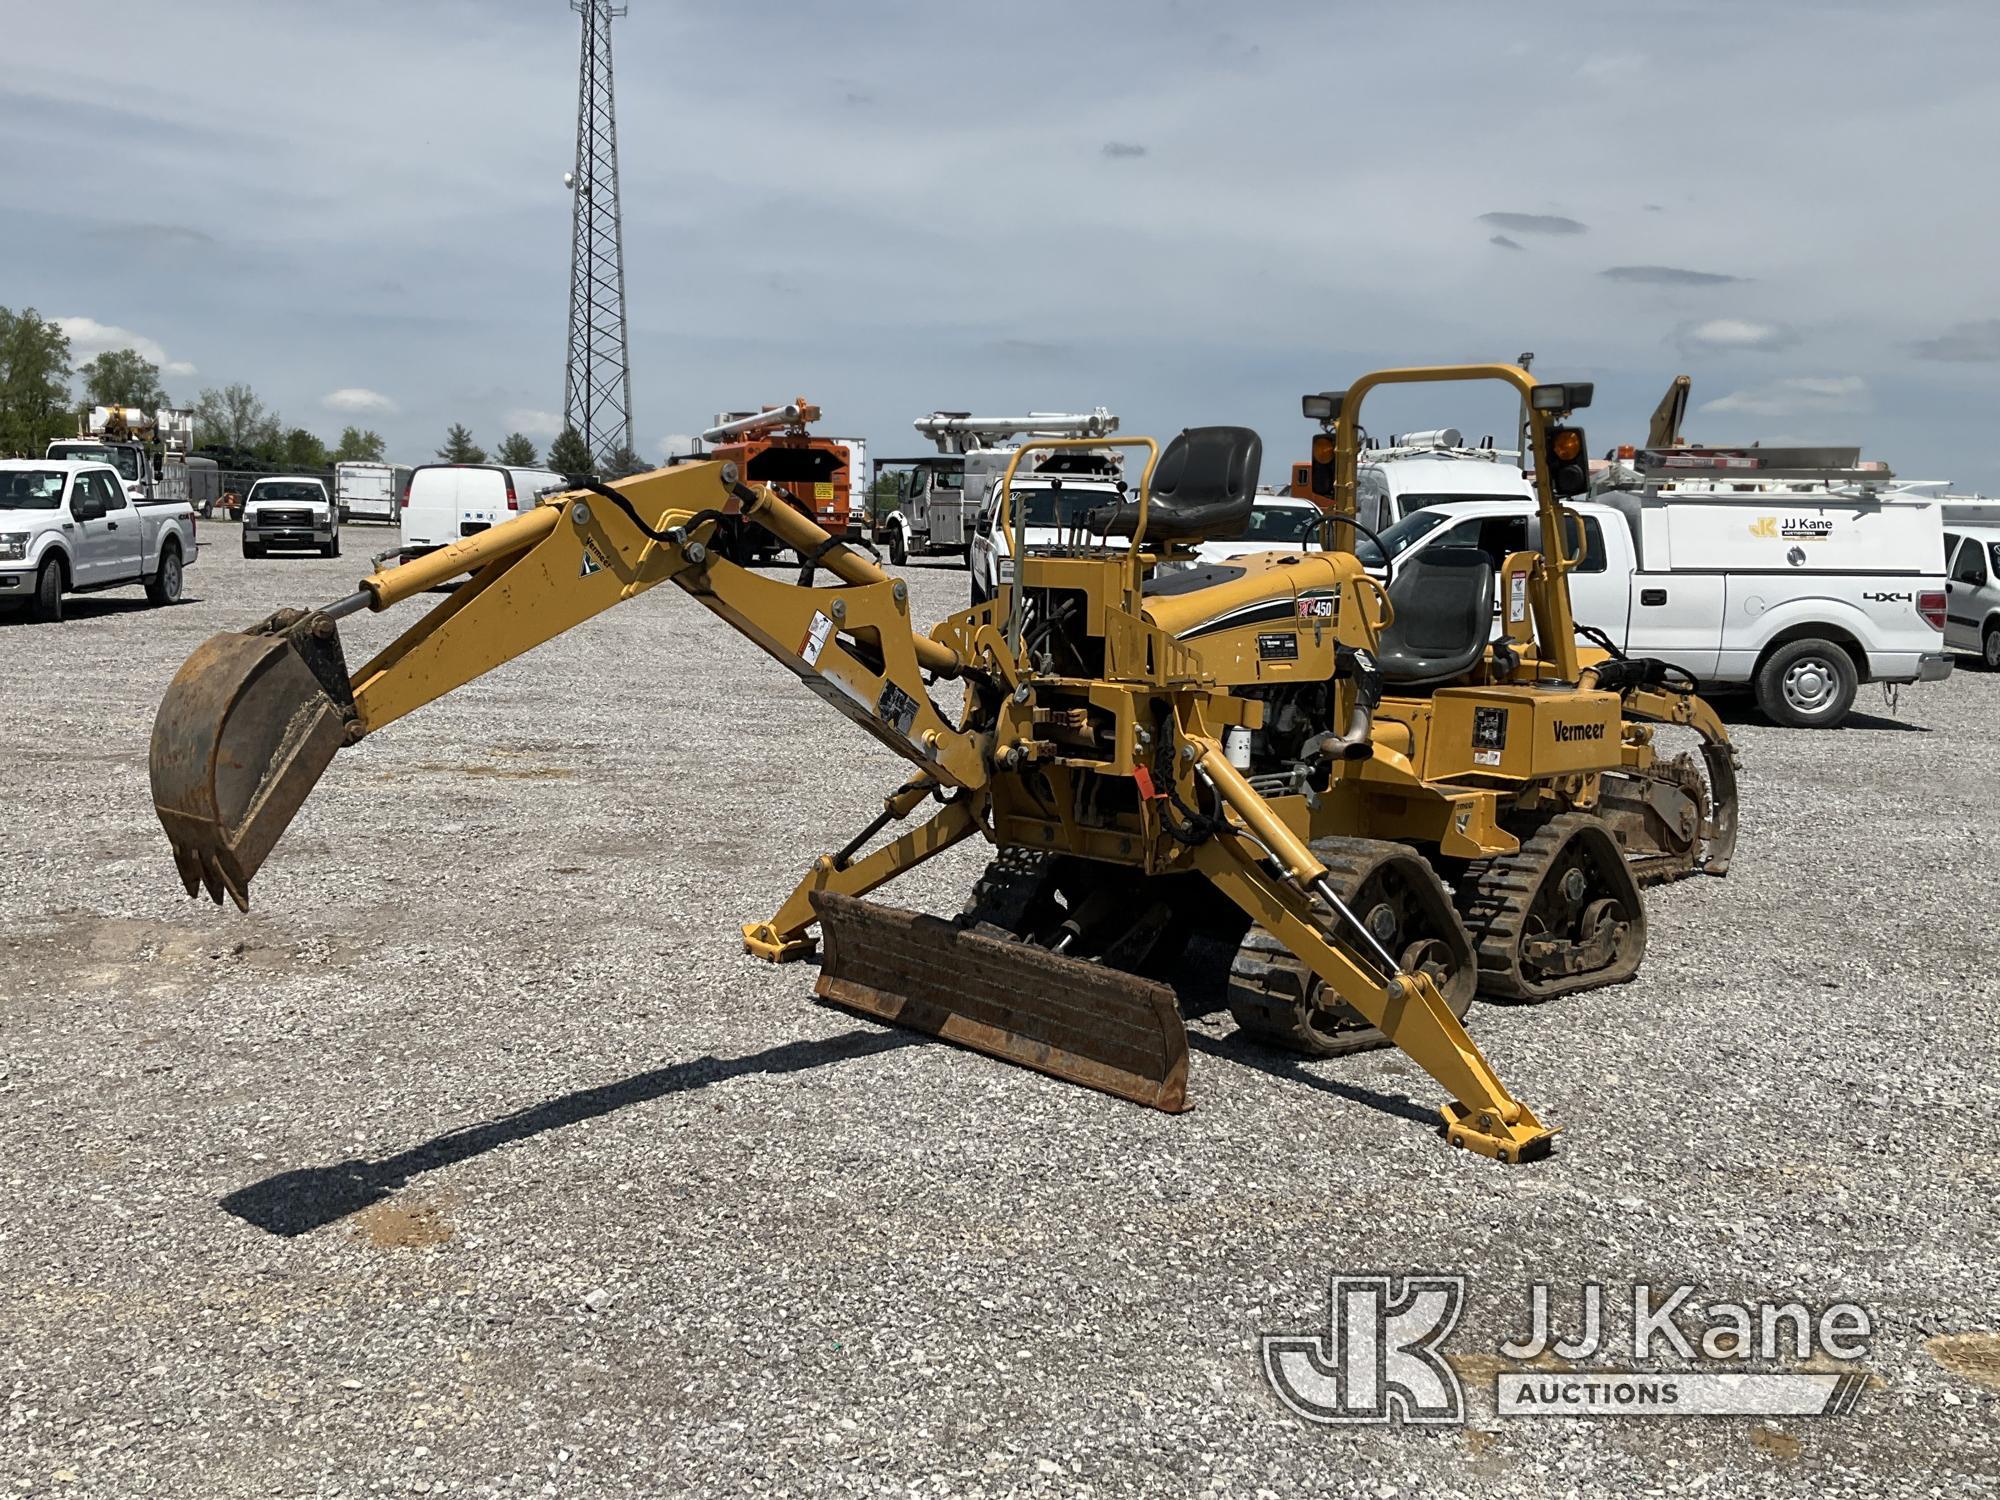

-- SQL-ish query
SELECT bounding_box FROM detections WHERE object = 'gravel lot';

[3,525,1996,1498]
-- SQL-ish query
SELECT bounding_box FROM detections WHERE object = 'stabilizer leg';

[743,791,981,961]
[1191,835,1555,1163]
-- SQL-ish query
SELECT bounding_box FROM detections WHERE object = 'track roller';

[1457,812,1646,1002]
[1225,837,1475,1056]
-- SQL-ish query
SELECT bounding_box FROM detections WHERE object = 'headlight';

[0,533,28,561]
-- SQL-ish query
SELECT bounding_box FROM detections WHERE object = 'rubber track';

[1456,811,1646,1003]
[1225,837,1475,1058]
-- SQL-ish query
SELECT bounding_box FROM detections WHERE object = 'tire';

[1984,625,2000,672]
[243,542,265,559]
[1755,637,1857,728]
[323,533,341,559]
[28,557,63,623]
[888,528,908,567]
[145,544,182,605]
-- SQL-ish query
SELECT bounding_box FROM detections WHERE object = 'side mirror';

[72,495,105,522]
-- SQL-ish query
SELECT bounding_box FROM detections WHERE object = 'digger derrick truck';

[697,399,859,565]
[148,364,1737,1164]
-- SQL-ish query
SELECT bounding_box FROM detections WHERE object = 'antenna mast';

[563,0,634,468]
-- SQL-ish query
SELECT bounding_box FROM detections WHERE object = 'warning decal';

[799,610,834,666]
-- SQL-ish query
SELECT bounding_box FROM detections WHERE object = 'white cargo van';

[1363,449,1951,727]
[401,463,565,555]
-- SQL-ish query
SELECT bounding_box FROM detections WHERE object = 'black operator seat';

[1094,426,1261,542]
[1375,545,1496,685]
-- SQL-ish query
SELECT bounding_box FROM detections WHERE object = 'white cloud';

[505,408,564,438]
[1677,318,1797,354]
[322,386,398,414]
[657,433,697,457]
[56,316,195,379]
[1699,376,1870,418]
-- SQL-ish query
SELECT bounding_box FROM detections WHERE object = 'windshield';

[1222,502,1322,545]
[1016,484,1117,530]
[49,442,140,481]
[1396,492,1529,509]
[249,482,324,503]
[1355,507,1452,565]
[0,469,67,509]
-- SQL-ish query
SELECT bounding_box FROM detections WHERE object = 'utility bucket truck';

[48,406,197,508]
[873,409,1119,567]
[698,400,860,565]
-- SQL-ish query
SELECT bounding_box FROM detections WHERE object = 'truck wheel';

[145,544,183,605]
[323,533,342,559]
[28,557,63,623]
[1984,625,2000,671]
[889,529,908,567]
[1756,638,1856,728]
[243,541,265,559]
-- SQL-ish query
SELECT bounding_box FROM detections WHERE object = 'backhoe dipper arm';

[149,460,988,910]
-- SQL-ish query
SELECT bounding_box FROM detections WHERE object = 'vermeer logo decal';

[1553,720,1605,743]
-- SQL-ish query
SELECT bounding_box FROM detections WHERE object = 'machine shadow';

[222,1028,922,1238]
[1187,1032,1437,1129]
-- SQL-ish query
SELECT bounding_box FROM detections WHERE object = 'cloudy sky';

[8,0,2000,485]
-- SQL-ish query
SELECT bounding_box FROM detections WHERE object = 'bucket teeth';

[811,891,1191,1112]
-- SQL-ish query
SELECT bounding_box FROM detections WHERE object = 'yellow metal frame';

[994,435,1160,603]
[1329,363,1586,682]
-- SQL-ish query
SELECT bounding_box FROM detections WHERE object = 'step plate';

[812,891,1190,1112]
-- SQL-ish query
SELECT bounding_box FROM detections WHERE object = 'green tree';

[603,443,646,479]
[332,425,387,463]
[546,425,593,475]
[0,306,73,457]
[495,431,539,466]
[870,468,905,521]
[79,348,169,411]
[436,423,486,464]
[281,427,329,470]
[194,383,281,453]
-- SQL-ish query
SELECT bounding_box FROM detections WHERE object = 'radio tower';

[562,0,633,468]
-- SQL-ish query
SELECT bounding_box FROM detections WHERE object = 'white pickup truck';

[242,475,340,558]
[1367,482,1951,728]
[0,459,197,622]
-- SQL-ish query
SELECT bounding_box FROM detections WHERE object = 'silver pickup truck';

[0,459,198,622]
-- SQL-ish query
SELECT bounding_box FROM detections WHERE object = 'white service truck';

[46,405,197,507]
[878,409,1118,567]
[966,451,1128,605]
[334,461,414,524]
[1368,448,1951,727]
[0,459,198,621]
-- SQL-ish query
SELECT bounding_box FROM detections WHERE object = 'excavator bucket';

[149,612,357,911]
[811,892,1191,1112]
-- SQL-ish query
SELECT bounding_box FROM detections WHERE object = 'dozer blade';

[811,891,1191,1112]
[149,614,357,911]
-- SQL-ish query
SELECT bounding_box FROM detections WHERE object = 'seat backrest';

[1098,426,1261,542]
[1375,545,1496,685]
